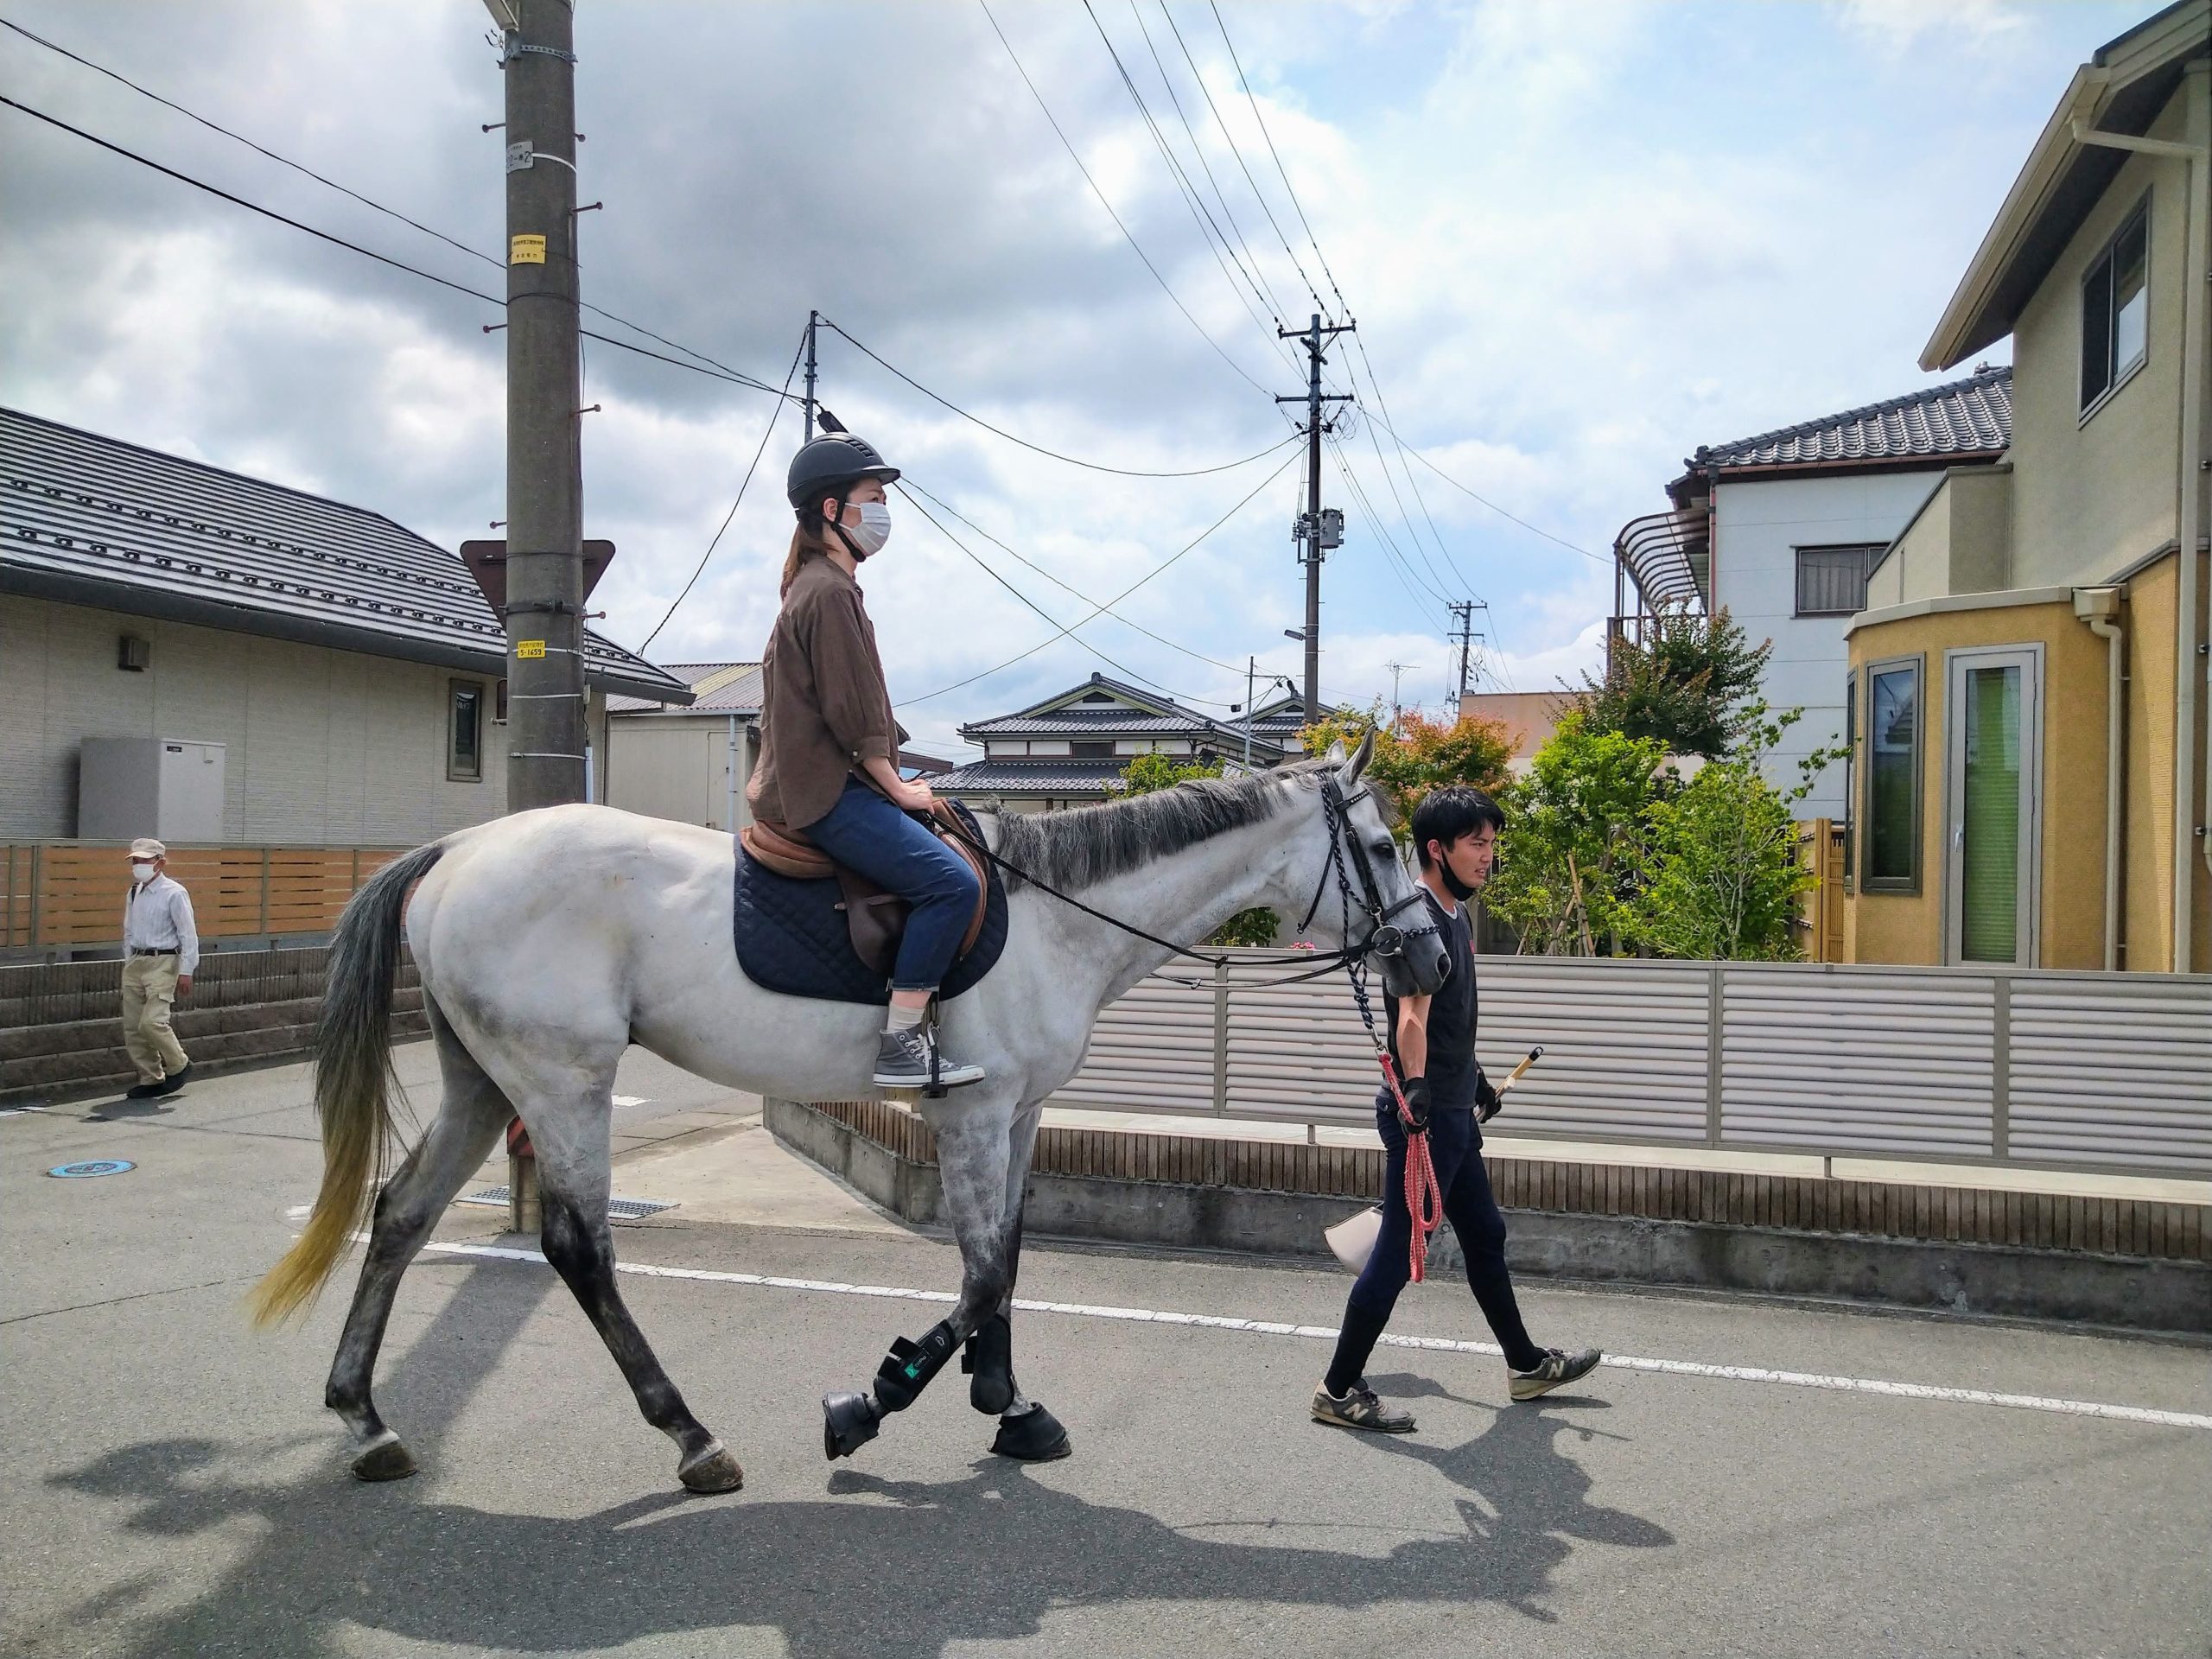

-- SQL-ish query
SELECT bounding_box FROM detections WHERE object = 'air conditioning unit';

[77,737,226,842]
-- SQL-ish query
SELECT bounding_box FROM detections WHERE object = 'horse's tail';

[250,839,448,1325]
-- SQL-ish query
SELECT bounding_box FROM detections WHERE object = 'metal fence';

[1046,951,2212,1179]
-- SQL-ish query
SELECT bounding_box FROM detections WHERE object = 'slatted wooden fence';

[0,843,407,953]
[1794,818,1847,963]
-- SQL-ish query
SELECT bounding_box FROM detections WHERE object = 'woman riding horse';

[748,432,986,1090]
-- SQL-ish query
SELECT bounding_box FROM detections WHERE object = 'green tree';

[1298,707,1514,839]
[1484,712,1670,956]
[1112,752,1278,946]
[1580,606,1770,759]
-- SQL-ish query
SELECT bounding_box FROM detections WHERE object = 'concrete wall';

[2005,79,2192,590]
[605,714,753,833]
[1870,465,2016,610]
[1713,468,1948,817]
[1845,596,2111,969]
[0,593,507,844]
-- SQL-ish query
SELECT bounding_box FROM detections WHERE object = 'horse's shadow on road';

[47,1269,1671,1657]
[54,1415,1672,1658]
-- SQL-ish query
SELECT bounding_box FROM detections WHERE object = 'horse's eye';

[1371,841,1395,860]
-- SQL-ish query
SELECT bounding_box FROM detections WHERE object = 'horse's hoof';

[350,1436,417,1483]
[990,1402,1071,1462]
[823,1391,882,1461]
[678,1442,744,1494]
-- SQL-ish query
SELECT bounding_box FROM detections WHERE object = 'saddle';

[740,801,991,981]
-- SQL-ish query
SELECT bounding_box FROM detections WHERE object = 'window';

[1842,670,1858,891]
[1861,656,1922,893]
[448,679,485,781]
[1069,741,1116,760]
[1944,645,2044,967]
[1796,545,1888,617]
[494,677,509,724]
[2082,200,2148,414]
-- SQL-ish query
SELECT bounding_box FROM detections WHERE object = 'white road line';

[416,1240,2212,1433]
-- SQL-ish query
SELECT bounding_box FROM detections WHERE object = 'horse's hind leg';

[325,1001,510,1481]
[528,1105,742,1495]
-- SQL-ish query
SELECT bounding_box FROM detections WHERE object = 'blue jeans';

[1324,1104,1543,1391]
[803,778,981,993]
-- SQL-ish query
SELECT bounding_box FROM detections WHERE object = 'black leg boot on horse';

[823,1318,965,1458]
[965,1204,1071,1461]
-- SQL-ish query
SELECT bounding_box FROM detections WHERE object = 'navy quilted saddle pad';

[731,803,1009,1004]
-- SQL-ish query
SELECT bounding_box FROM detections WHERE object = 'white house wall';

[605,715,751,832]
[0,592,509,842]
[1713,469,1947,817]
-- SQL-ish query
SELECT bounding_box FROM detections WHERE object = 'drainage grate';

[456,1186,676,1220]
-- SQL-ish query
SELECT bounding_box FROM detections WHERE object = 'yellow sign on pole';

[509,234,547,265]
[516,639,546,659]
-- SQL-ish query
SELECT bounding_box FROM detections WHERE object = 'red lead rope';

[1375,1049,1444,1282]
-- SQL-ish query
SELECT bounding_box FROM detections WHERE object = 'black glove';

[1400,1075,1433,1132]
[1474,1068,1502,1123]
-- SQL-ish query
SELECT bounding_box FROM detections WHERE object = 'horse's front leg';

[822,1092,1054,1460]
[970,1096,1069,1462]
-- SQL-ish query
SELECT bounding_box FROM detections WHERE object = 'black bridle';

[935,772,1435,990]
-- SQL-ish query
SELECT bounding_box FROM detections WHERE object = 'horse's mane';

[982,761,1328,893]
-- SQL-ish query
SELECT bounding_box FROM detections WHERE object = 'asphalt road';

[3,1049,2209,1659]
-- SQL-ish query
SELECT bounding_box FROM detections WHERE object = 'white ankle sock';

[884,1003,926,1034]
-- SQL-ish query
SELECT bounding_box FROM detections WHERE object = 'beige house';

[0,407,685,846]
[1845,1,2209,973]
[604,663,764,833]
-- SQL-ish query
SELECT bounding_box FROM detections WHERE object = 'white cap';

[128,837,167,860]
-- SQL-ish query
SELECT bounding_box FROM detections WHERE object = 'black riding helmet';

[786,431,899,514]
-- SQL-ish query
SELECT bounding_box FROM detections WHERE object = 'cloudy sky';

[0,0,2150,759]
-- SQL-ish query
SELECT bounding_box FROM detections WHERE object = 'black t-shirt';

[1379,887,1479,1113]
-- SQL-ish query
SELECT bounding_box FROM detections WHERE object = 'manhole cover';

[49,1159,135,1179]
[456,1186,675,1220]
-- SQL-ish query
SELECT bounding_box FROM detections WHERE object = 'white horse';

[252,734,1446,1492]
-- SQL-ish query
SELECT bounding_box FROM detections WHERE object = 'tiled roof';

[966,710,1224,737]
[0,407,688,702]
[934,759,1132,798]
[607,661,762,715]
[1693,365,2012,471]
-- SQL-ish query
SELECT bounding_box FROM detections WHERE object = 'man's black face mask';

[1427,840,1480,903]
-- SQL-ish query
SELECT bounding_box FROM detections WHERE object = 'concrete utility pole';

[1448,600,1476,702]
[1384,660,1417,734]
[1277,313,1353,723]
[803,309,819,441]
[496,0,586,815]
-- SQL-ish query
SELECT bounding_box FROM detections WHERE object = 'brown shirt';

[747,553,898,830]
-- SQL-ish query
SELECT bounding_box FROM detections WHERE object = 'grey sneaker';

[873,1027,984,1090]
[1510,1346,1602,1402]
[1311,1380,1415,1433]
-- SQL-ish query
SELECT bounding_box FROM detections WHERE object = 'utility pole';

[494,0,585,816]
[1277,313,1354,723]
[803,309,819,441]
[1448,600,1475,704]
[1383,659,1415,734]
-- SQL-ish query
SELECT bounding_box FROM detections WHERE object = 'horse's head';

[1305,730,1452,999]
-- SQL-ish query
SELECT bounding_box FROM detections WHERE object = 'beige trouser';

[120,953,189,1084]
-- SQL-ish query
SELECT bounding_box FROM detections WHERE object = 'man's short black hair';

[1411,785,1505,868]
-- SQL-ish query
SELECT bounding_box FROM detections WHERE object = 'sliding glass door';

[1944,645,2043,966]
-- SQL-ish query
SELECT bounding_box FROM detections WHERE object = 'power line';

[899,475,1243,674]
[1156,1,1326,318]
[1356,402,1607,564]
[896,483,1229,706]
[1079,0,1295,372]
[822,318,1293,478]
[898,447,1299,707]
[0,18,809,401]
[0,94,807,405]
[976,0,1276,398]
[1128,0,1293,328]
[1207,0,1348,319]
[636,327,809,654]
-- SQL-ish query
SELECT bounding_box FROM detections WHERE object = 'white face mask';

[130,862,157,884]
[841,500,892,557]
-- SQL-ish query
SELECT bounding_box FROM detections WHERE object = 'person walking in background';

[120,836,196,1100]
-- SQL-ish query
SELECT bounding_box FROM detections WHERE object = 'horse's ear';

[1323,738,1349,765]
[1342,728,1373,781]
